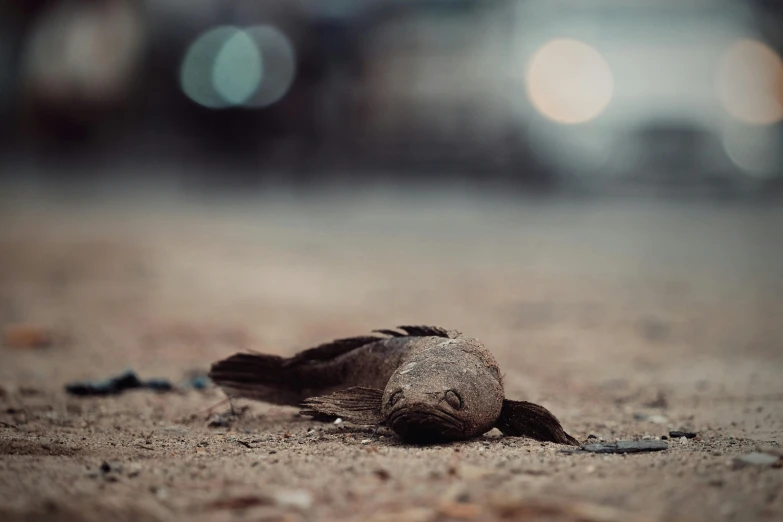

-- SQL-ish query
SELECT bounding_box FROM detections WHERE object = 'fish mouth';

[387,407,465,444]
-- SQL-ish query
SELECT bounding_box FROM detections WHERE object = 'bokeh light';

[180,24,295,110]
[525,39,614,124]
[716,38,783,125]
[21,0,144,103]
[722,124,782,178]
[180,26,242,109]
[212,30,262,106]
[243,25,296,109]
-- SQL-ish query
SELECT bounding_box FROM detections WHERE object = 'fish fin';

[300,386,384,425]
[208,353,304,405]
[284,326,458,367]
[372,329,407,337]
[282,335,385,367]
[396,325,460,338]
[495,399,580,446]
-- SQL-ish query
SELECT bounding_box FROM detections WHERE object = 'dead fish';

[208,325,578,445]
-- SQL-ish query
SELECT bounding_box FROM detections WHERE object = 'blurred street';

[1,0,782,196]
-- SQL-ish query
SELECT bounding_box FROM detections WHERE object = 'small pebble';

[127,463,142,478]
[273,489,313,510]
[754,445,783,457]
[733,452,781,468]
[334,418,343,425]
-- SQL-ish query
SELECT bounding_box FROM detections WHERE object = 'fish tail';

[208,353,305,406]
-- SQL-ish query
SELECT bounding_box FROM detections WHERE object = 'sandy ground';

[1,187,782,522]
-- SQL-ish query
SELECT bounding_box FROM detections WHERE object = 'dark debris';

[66,370,143,396]
[65,369,212,397]
[669,430,698,439]
[563,440,669,454]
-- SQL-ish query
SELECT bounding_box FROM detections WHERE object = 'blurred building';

[0,0,781,196]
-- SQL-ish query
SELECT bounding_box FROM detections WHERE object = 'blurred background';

[2,5,783,518]
[1,0,782,197]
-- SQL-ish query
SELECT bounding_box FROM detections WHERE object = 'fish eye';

[444,390,463,410]
[388,390,403,407]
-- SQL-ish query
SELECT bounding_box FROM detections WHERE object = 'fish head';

[382,339,504,444]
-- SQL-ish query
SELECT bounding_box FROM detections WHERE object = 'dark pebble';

[669,431,698,439]
[565,440,669,454]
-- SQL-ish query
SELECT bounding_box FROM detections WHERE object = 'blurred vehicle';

[509,0,783,197]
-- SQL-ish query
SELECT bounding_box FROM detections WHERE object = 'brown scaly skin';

[209,326,579,446]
